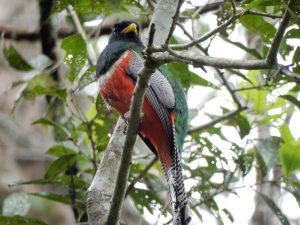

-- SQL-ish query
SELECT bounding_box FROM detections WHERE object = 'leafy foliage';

[280,125,300,176]
[2,0,300,225]
[3,45,34,71]
[0,216,47,225]
[259,192,291,225]
[61,34,87,82]
[21,74,67,101]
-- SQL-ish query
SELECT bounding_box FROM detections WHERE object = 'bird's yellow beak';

[121,23,137,34]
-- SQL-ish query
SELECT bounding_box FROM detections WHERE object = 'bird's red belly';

[99,55,172,167]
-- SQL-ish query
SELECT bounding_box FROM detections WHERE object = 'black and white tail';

[164,125,191,225]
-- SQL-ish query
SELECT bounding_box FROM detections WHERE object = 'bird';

[96,20,190,225]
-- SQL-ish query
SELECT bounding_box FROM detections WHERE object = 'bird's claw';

[123,111,130,121]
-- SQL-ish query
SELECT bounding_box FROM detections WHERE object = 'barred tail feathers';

[163,122,190,225]
[165,161,190,225]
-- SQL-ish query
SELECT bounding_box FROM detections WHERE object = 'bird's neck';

[109,34,143,46]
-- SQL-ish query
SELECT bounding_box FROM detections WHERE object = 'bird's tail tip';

[174,204,191,225]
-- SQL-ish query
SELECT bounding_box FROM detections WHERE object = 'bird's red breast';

[99,51,173,168]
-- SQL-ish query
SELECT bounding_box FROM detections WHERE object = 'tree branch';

[246,10,283,19]
[188,107,247,134]
[280,67,300,82]
[169,11,243,50]
[87,118,127,225]
[153,50,271,69]
[266,0,292,65]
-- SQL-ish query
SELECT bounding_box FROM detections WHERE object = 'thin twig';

[233,85,265,92]
[246,10,283,19]
[176,22,207,52]
[66,5,97,65]
[125,157,158,197]
[169,11,243,50]
[280,67,300,82]
[217,70,242,109]
[164,0,184,45]
[230,0,236,15]
[188,107,247,134]
[266,0,292,65]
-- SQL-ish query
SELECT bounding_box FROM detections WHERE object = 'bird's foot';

[121,111,131,134]
[123,111,131,121]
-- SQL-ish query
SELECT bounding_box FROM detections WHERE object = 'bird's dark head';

[109,20,141,44]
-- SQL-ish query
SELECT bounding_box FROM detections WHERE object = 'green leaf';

[57,0,111,15]
[239,15,276,44]
[53,0,143,15]
[21,74,67,101]
[290,84,300,93]
[242,0,281,7]
[33,118,70,135]
[77,66,96,90]
[260,112,285,125]
[280,141,300,176]
[280,29,300,60]
[239,71,269,113]
[258,192,291,225]
[238,151,254,176]
[44,154,78,179]
[280,124,294,143]
[13,176,88,189]
[280,95,300,110]
[130,188,162,213]
[280,125,300,176]
[61,34,87,82]
[242,0,265,11]
[251,90,267,113]
[286,29,300,39]
[292,48,300,74]
[3,45,34,71]
[2,192,31,216]
[243,88,267,113]
[47,145,77,157]
[0,216,47,225]
[222,208,234,223]
[293,47,300,64]
[256,137,280,171]
[167,62,215,90]
[30,192,70,205]
[230,114,251,138]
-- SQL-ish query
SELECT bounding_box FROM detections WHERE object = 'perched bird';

[96,20,190,225]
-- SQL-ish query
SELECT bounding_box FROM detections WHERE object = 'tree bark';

[87,118,127,225]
